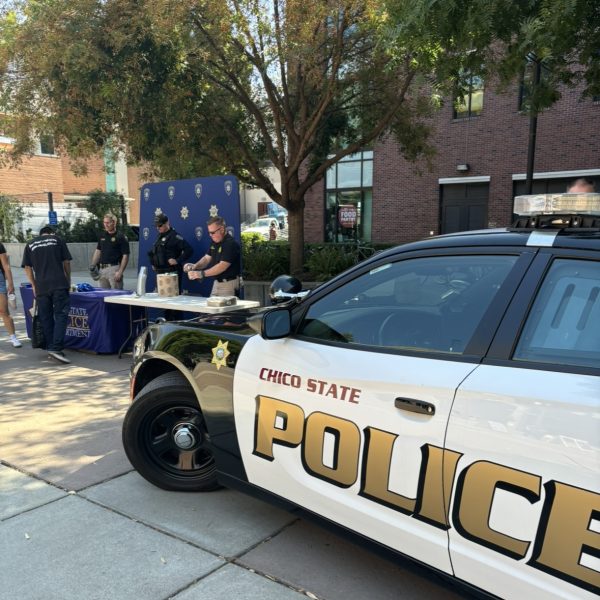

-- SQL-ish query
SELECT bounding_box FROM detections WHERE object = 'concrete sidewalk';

[0,268,465,600]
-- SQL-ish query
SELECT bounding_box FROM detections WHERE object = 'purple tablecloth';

[20,284,141,354]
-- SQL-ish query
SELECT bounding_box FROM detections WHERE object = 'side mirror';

[262,308,291,339]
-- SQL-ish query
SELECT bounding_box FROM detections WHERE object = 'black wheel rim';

[140,404,215,480]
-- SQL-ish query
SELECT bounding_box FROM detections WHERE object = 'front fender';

[131,351,201,403]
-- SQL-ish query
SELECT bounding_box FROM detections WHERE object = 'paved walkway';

[0,267,466,600]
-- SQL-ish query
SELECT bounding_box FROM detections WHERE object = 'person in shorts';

[0,242,22,348]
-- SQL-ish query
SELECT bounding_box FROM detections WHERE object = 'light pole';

[525,54,543,195]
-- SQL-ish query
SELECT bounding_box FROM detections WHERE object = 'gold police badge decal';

[211,339,230,370]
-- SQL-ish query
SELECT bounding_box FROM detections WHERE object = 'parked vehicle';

[242,217,280,240]
[122,194,600,599]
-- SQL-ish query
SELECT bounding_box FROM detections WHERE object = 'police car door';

[446,249,600,599]
[234,250,524,573]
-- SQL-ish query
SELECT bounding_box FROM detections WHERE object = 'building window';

[325,151,373,243]
[518,57,550,112]
[453,74,484,119]
[38,134,55,155]
[513,177,599,197]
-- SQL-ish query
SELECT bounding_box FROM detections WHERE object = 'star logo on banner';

[211,340,230,371]
[209,204,219,217]
[155,207,163,216]
[181,206,189,220]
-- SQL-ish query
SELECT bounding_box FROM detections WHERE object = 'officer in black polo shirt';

[183,216,241,297]
[89,213,130,289]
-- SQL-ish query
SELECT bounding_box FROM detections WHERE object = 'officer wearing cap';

[148,213,193,291]
[89,213,130,289]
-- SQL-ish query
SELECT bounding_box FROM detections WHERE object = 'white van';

[18,203,94,236]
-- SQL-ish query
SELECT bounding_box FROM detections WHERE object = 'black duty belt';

[156,267,179,274]
[217,275,239,282]
[99,262,120,268]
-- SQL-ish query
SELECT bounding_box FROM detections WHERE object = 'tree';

[0,0,449,274]
[0,194,25,241]
[5,2,592,274]
[382,0,600,112]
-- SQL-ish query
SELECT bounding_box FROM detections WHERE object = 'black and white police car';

[122,194,599,599]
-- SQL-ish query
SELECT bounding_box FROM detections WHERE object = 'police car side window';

[297,255,517,353]
[514,258,600,368]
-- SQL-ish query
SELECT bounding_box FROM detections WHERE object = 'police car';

[122,194,599,599]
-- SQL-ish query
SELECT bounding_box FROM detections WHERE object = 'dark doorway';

[441,183,489,234]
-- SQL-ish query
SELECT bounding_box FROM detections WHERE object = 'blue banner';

[138,175,241,296]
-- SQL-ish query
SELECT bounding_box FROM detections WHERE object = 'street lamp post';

[525,56,542,195]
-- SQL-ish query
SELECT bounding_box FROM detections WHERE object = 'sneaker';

[10,335,22,348]
[47,350,71,364]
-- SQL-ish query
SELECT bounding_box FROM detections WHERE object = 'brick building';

[304,81,600,246]
[0,134,147,226]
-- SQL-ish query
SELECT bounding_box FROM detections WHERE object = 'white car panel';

[234,335,479,573]
[447,367,600,599]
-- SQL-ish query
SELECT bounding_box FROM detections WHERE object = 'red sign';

[338,205,357,228]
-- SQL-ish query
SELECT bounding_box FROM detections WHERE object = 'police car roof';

[374,227,600,261]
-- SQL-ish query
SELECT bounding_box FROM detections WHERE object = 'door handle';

[394,397,436,416]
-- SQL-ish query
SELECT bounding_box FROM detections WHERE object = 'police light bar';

[512,194,600,229]
[514,193,600,215]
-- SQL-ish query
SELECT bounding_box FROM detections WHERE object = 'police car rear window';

[514,258,600,368]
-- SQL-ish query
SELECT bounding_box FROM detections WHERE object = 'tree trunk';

[287,203,305,277]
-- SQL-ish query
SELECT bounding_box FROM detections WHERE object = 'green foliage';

[2,0,595,273]
[54,191,138,242]
[304,243,378,280]
[0,0,453,275]
[83,190,124,221]
[305,245,356,281]
[241,238,392,281]
[0,194,25,242]
[242,237,290,281]
[51,193,138,242]
[382,0,600,110]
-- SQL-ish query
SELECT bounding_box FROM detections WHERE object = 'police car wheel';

[122,372,220,492]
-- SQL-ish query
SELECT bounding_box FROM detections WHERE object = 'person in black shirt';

[89,213,130,289]
[22,225,72,364]
[149,213,193,293]
[184,216,241,296]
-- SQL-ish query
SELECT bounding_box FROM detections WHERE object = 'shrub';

[0,195,25,242]
[304,242,378,280]
[242,236,290,280]
[241,237,386,281]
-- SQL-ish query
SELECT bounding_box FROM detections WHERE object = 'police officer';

[149,213,193,291]
[89,213,130,289]
[184,216,241,297]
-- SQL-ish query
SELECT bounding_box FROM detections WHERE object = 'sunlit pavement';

[0,268,467,600]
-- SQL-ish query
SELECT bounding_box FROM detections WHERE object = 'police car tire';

[122,372,220,492]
